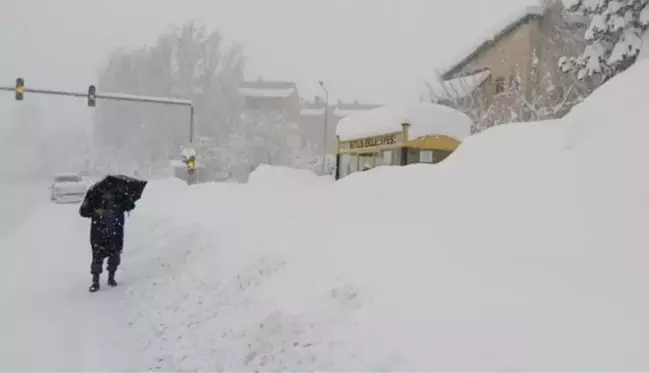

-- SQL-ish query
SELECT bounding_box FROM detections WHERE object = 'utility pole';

[318,80,329,176]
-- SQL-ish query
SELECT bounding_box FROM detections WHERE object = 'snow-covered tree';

[93,21,245,174]
[210,110,321,181]
[559,0,649,81]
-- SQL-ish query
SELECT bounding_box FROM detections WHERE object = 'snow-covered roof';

[238,87,296,98]
[300,107,325,116]
[322,101,382,118]
[434,69,491,100]
[334,108,376,118]
[440,6,544,78]
[238,81,297,98]
[54,172,81,178]
[181,147,197,158]
[336,102,472,142]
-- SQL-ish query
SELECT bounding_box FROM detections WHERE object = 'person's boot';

[107,271,118,287]
[89,274,100,293]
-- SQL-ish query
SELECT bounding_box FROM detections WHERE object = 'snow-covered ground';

[0,188,142,371]
[2,60,649,370]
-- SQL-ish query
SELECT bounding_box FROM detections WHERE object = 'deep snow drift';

[2,61,649,370]
[113,59,649,371]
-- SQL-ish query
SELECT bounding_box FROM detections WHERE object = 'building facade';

[238,80,301,122]
[238,79,380,155]
[299,98,381,154]
[431,3,592,130]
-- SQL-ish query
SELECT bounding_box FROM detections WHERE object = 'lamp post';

[318,81,329,175]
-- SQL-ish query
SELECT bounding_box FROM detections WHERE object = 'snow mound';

[336,101,472,141]
[566,57,649,150]
[22,58,649,371]
[450,119,568,165]
[137,178,189,205]
[247,164,330,188]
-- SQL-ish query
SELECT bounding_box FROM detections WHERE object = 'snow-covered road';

[0,188,139,371]
[0,183,45,239]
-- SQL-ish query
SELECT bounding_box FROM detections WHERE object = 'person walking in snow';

[79,187,134,292]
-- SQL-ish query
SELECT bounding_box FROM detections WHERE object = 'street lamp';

[318,80,329,175]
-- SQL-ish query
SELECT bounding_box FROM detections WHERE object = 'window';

[339,154,351,178]
[245,98,262,110]
[495,77,505,94]
[406,148,420,164]
[348,154,359,174]
[420,150,434,163]
[434,150,452,163]
[381,150,393,166]
[359,153,374,171]
[54,175,81,183]
[392,149,402,166]
[509,75,520,92]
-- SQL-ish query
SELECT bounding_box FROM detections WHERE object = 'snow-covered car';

[50,173,88,203]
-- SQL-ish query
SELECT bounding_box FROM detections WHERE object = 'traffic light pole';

[0,84,195,143]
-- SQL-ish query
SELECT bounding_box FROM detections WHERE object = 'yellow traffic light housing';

[185,155,196,174]
[15,78,24,101]
[186,156,196,169]
[88,85,96,107]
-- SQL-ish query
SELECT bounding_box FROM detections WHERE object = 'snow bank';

[561,58,649,274]
[106,59,649,370]
[336,101,472,141]
[247,164,331,189]
[566,57,649,150]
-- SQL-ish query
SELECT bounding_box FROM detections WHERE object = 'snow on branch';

[560,0,649,80]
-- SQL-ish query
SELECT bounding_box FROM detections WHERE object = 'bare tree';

[93,21,245,176]
[231,111,322,176]
[426,70,495,133]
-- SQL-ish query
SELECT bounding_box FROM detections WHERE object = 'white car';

[50,173,88,204]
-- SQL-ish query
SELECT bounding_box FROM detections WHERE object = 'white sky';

[0,0,539,130]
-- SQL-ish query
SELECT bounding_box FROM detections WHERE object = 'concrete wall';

[299,110,339,154]
[452,21,537,122]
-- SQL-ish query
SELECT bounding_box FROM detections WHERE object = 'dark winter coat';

[79,187,134,250]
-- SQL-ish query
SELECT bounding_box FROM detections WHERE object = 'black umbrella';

[90,174,148,207]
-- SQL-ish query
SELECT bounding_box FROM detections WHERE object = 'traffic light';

[186,155,196,172]
[87,85,96,107]
[15,78,24,101]
[184,154,196,174]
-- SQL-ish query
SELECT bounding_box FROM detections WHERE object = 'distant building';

[299,98,381,154]
[334,101,382,118]
[238,80,301,122]
[237,79,381,154]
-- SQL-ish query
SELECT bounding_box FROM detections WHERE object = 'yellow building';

[335,102,472,179]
